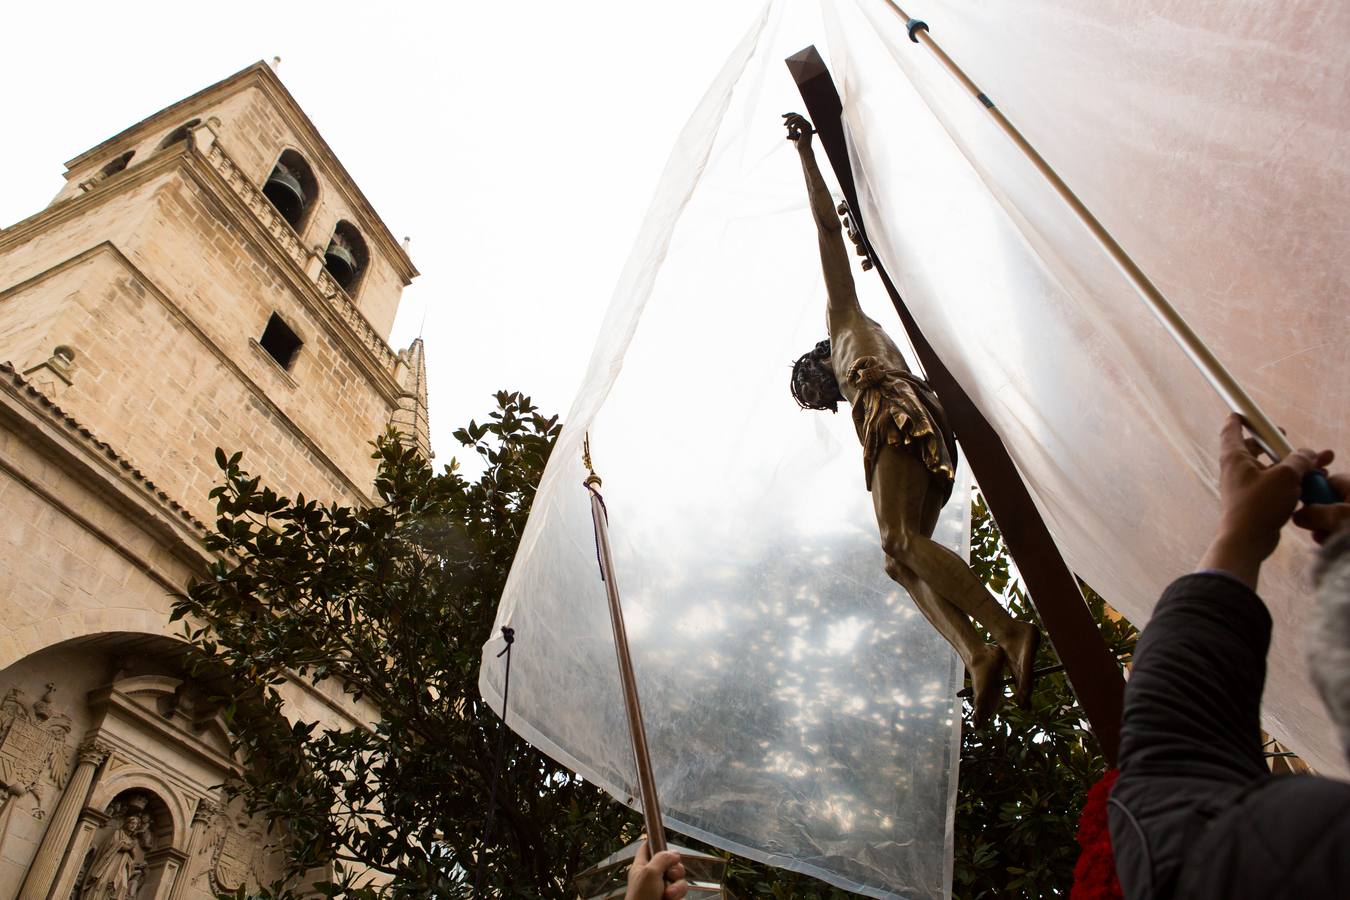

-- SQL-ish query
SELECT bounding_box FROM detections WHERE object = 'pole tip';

[582,433,602,487]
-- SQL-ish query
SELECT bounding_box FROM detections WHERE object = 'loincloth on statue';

[845,356,957,501]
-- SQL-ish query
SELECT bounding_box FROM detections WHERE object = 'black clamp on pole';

[907,18,929,42]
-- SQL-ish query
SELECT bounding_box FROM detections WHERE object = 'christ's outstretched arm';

[783,113,862,332]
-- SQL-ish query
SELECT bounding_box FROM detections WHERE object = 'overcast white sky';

[0,0,764,462]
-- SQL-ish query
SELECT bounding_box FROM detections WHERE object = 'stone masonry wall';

[0,388,377,896]
[0,159,405,519]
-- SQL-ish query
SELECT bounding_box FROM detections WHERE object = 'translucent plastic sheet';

[483,0,1349,893]
[479,3,966,897]
[822,0,1349,776]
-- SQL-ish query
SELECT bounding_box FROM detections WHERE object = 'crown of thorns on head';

[790,339,845,412]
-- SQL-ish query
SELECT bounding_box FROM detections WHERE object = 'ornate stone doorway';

[0,633,282,899]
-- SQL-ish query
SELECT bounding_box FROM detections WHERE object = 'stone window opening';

[156,118,201,151]
[262,149,318,234]
[258,313,302,370]
[323,220,368,296]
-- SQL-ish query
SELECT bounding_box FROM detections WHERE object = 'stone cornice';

[87,685,243,775]
[0,363,213,590]
[62,61,417,284]
[0,139,404,407]
[0,363,211,539]
[0,148,172,250]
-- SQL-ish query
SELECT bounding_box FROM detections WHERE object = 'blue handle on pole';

[1302,471,1342,505]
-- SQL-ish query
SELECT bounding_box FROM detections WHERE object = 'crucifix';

[784,111,1041,726]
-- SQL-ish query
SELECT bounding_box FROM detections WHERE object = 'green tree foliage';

[172,392,638,898]
[175,391,1134,899]
[951,492,1137,899]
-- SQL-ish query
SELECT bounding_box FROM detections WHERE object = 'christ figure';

[783,112,1040,726]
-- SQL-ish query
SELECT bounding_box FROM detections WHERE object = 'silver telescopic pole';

[583,445,668,855]
[879,2,1336,502]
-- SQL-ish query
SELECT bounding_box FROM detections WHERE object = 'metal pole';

[879,2,1332,490]
[584,459,668,854]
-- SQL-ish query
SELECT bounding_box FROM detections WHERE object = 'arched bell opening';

[323,220,368,296]
[156,118,201,151]
[100,150,135,179]
[263,149,319,233]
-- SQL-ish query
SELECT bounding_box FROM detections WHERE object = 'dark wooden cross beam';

[786,45,1125,763]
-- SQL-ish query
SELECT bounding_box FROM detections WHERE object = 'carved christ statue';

[783,113,1041,726]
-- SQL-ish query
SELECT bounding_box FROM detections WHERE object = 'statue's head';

[117,794,152,834]
[791,339,844,412]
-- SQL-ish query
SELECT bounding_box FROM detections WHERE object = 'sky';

[0,0,764,463]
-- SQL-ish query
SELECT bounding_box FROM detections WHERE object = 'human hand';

[1293,473,1350,544]
[1200,414,1332,587]
[783,112,814,149]
[625,839,687,900]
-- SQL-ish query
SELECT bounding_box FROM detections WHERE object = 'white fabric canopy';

[482,0,1349,895]
[826,0,1348,777]
[481,4,965,897]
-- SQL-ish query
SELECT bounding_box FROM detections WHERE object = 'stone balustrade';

[313,267,400,371]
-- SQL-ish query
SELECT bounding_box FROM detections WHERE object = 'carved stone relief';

[191,802,271,896]
[0,655,289,899]
[0,684,73,820]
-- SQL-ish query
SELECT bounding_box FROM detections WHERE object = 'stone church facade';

[0,62,428,898]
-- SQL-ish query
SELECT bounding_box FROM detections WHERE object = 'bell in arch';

[324,233,359,290]
[264,162,307,229]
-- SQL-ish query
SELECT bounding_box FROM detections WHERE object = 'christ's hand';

[783,112,814,149]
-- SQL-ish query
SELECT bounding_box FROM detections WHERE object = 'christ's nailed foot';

[1007,621,1042,709]
[969,644,1008,728]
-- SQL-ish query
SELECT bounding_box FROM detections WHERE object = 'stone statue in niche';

[79,793,154,900]
[782,113,1042,727]
[0,683,72,819]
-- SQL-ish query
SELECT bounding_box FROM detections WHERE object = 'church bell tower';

[0,62,426,897]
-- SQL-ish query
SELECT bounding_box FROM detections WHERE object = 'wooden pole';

[878,2,1335,505]
[584,460,668,853]
[787,46,1125,763]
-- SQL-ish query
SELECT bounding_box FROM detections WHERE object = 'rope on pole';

[473,625,515,898]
